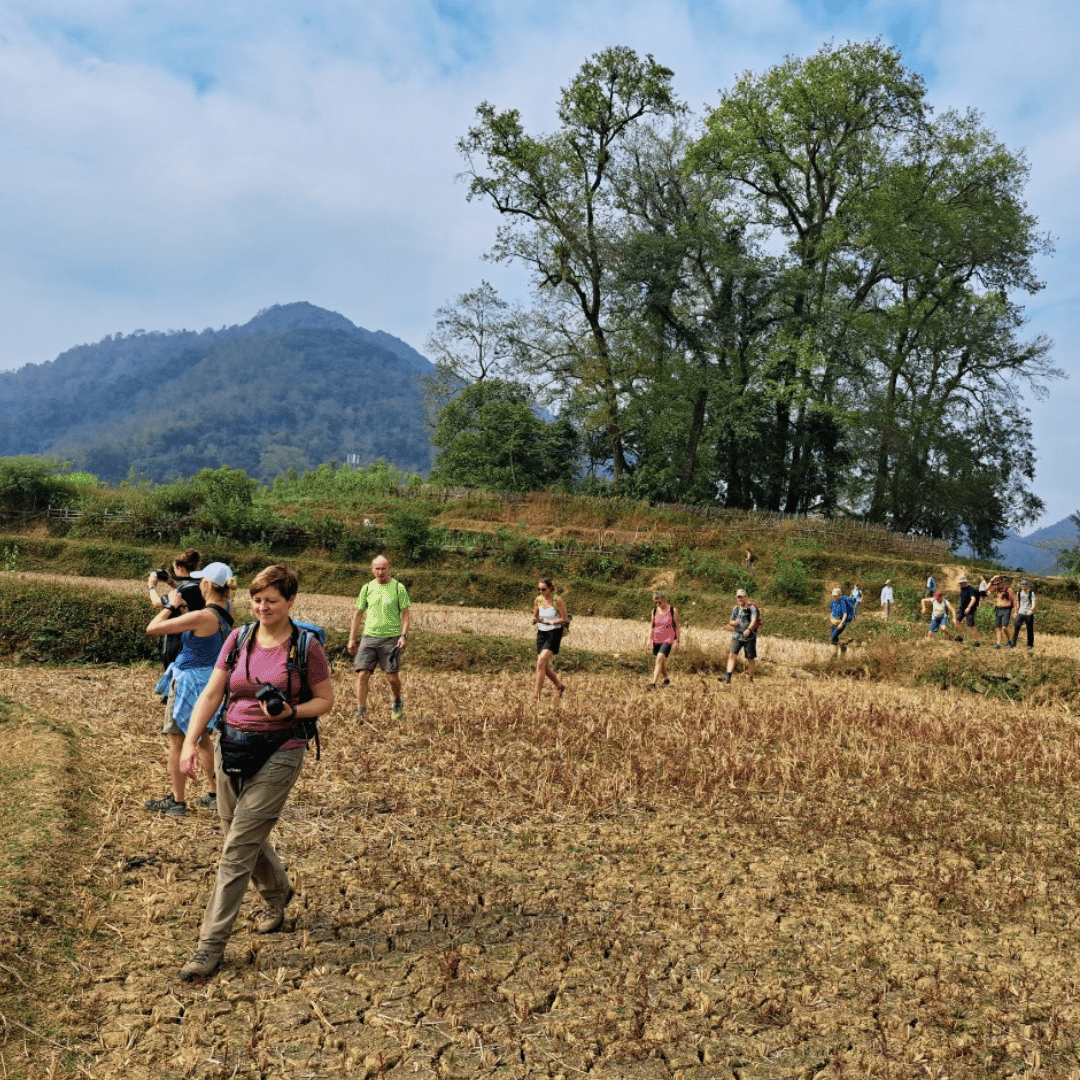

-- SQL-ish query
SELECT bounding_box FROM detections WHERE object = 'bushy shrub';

[387,508,442,563]
[494,527,542,566]
[771,557,812,603]
[0,579,156,664]
[0,457,81,513]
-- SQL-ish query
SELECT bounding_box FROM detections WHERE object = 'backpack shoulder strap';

[207,603,235,643]
[287,620,321,760]
[225,623,256,668]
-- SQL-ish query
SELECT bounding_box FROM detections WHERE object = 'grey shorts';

[730,633,757,660]
[354,636,401,673]
[994,608,1012,628]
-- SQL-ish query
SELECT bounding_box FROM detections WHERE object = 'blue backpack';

[840,596,857,622]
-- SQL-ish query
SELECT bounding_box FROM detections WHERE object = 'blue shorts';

[929,615,947,633]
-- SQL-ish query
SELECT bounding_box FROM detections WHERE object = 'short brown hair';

[175,548,201,574]
[249,564,299,600]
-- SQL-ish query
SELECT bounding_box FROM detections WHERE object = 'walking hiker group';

[136,543,1039,984]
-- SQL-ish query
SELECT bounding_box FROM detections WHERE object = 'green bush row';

[0,579,158,664]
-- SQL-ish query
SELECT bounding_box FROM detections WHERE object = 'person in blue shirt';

[829,588,850,658]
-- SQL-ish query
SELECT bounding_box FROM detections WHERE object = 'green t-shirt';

[356,579,411,639]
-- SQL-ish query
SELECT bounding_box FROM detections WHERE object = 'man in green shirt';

[347,555,411,719]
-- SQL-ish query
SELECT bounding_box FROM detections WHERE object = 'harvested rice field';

[2,585,1080,1077]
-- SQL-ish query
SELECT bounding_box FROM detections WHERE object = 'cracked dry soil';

[3,656,1080,1079]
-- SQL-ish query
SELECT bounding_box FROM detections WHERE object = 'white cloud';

[0,0,1076,525]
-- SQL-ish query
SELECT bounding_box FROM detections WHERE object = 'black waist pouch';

[220,724,295,783]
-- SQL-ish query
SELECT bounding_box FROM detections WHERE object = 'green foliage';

[0,457,80,513]
[269,459,418,507]
[770,558,812,604]
[431,380,579,492]
[452,40,1054,549]
[2,542,19,571]
[189,465,257,508]
[0,579,156,664]
[386,508,442,563]
[493,527,543,567]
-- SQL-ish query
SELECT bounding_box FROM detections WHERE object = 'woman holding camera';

[145,561,235,817]
[176,564,334,982]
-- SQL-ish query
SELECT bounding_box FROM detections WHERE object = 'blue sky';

[0,0,1077,528]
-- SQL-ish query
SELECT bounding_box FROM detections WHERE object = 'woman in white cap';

[144,562,235,816]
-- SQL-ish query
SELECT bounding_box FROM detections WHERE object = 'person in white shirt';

[880,579,894,620]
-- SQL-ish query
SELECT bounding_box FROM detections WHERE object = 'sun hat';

[831,588,842,596]
[958,575,968,583]
[736,588,748,598]
[190,561,233,587]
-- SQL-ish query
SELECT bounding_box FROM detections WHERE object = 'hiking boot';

[1006,641,1015,649]
[391,700,405,721]
[178,947,223,982]
[254,886,294,934]
[145,794,186,817]
[196,791,217,809]
[355,706,367,719]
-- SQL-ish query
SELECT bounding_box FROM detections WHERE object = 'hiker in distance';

[176,564,334,982]
[147,547,203,670]
[531,578,568,703]
[990,575,1015,649]
[723,589,759,684]
[829,588,855,657]
[921,590,954,640]
[1011,580,1036,649]
[347,555,411,720]
[144,561,235,817]
[956,575,981,645]
[879,579,894,620]
[646,590,680,690]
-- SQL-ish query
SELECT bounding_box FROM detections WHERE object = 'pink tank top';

[651,606,676,644]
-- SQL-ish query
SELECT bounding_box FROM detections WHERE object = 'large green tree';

[684,39,1056,543]
[429,379,578,492]
[454,41,1056,549]
[458,46,682,483]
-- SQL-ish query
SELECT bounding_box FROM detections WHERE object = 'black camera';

[255,682,290,717]
[177,579,205,611]
[151,568,172,583]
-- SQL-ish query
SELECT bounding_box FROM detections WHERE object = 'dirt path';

[4,571,833,666]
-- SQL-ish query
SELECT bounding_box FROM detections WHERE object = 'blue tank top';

[175,608,230,670]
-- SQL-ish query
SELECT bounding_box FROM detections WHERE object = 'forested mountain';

[0,302,435,483]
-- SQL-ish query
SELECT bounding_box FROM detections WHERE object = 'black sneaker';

[145,793,186,817]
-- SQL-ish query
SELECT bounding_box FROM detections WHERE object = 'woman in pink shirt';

[176,564,334,982]
[646,591,680,690]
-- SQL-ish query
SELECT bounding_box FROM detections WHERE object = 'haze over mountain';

[0,303,436,484]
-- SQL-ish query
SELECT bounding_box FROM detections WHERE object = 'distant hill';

[958,515,1079,574]
[0,302,436,483]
